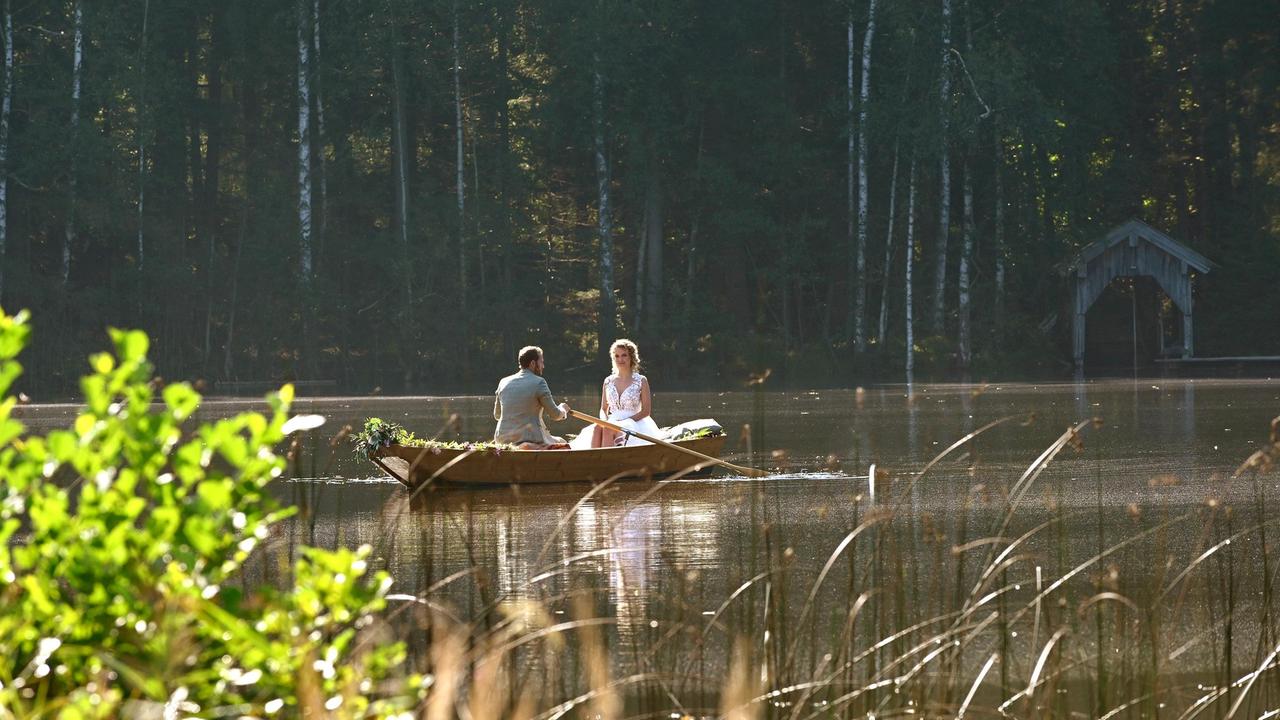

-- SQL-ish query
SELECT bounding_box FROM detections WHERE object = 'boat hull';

[371,436,727,487]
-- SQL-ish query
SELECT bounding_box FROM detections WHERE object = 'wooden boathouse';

[1071,219,1213,374]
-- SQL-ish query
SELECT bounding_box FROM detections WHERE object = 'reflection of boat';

[372,435,727,487]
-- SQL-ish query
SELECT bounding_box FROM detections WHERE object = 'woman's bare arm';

[632,377,652,421]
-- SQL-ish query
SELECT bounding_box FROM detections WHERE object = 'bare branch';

[950,47,992,119]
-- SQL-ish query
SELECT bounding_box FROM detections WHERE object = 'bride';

[569,339,662,449]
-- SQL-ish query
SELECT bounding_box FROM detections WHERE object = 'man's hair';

[518,346,543,368]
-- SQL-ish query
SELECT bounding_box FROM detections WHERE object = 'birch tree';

[994,129,1006,338]
[957,160,973,368]
[852,0,878,353]
[844,11,854,343]
[0,0,11,298]
[296,0,313,286]
[312,0,328,262]
[63,0,84,286]
[496,0,513,353]
[135,0,150,271]
[453,0,466,316]
[956,4,976,369]
[390,25,411,306]
[930,0,952,334]
[905,153,918,385]
[593,52,614,358]
[956,1,987,370]
[877,140,900,346]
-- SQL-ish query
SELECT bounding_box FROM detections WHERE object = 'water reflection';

[1183,380,1196,441]
[1074,380,1089,423]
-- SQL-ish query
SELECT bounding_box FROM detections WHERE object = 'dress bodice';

[606,373,645,417]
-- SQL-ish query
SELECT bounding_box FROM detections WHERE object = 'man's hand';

[557,401,571,418]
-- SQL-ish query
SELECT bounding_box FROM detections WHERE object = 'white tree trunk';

[386,36,412,304]
[0,0,12,298]
[956,0,976,368]
[63,0,84,286]
[453,0,466,315]
[853,0,878,353]
[592,54,614,353]
[135,0,149,271]
[296,0,313,284]
[877,138,900,345]
[390,37,410,305]
[905,153,918,384]
[930,0,952,334]
[957,159,974,368]
[845,12,854,342]
[312,0,328,264]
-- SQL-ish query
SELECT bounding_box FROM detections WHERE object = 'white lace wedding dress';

[569,373,663,449]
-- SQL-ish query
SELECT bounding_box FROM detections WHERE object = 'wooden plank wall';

[1073,233,1194,370]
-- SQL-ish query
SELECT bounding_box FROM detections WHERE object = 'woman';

[569,339,661,449]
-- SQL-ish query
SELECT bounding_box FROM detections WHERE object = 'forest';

[0,0,1276,396]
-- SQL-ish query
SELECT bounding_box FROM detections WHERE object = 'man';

[494,346,571,448]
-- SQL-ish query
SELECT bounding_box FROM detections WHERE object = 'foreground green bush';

[0,310,418,718]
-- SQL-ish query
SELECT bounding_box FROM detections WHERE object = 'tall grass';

[279,412,1280,718]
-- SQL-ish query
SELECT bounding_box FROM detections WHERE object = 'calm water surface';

[21,378,1280,714]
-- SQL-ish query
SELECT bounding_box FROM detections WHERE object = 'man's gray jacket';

[493,368,567,445]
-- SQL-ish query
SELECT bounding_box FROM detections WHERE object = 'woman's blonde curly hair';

[609,339,641,375]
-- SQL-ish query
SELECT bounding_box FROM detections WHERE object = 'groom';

[493,346,571,448]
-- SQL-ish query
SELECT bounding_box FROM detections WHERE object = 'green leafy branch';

[0,310,421,718]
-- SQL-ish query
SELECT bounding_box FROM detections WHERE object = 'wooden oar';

[568,408,769,478]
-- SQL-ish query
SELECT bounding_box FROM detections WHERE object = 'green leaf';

[0,309,30,361]
[196,478,233,512]
[109,328,149,364]
[163,383,201,422]
[90,352,114,375]
[0,359,23,397]
[74,414,98,440]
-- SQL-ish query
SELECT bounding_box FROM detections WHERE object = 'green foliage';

[686,426,725,440]
[0,311,419,718]
[352,417,517,457]
[351,417,413,457]
[665,424,726,441]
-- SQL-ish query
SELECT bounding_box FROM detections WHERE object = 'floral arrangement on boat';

[662,418,725,441]
[351,417,518,458]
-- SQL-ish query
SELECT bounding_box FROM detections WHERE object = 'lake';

[20,378,1280,716]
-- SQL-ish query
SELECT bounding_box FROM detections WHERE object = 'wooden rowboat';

[371,435,728,487]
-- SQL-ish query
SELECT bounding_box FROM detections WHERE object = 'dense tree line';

[0,0,1276,396]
